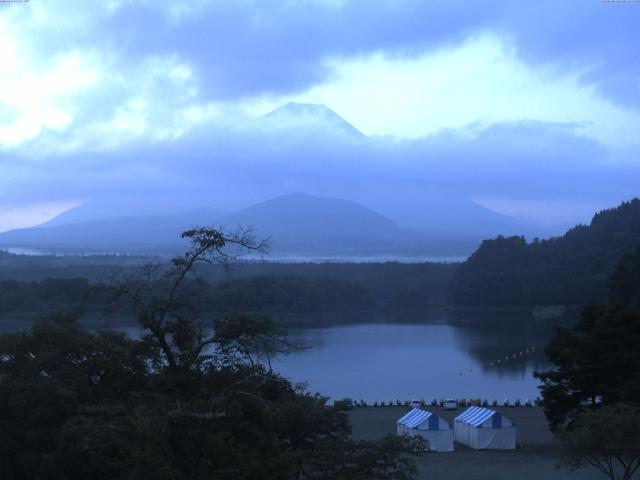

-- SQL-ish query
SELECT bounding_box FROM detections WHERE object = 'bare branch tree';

[111,226,270,370]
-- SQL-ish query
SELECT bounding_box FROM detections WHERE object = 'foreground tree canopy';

[0,228,423,480]
[536,247,640,480]
[535,246,640,430]
[558,404,640,480]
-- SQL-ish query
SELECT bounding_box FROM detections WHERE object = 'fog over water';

[2,247,466,264]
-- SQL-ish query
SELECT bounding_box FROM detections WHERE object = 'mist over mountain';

[41,196,225,227]
[0,209,224,253]
[363,188,525,238]
[0,194,433,256]
[0,103,628,258]
[0,192,506,257]
[1,99,635,237]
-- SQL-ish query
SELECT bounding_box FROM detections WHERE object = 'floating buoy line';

[337,344,547,408]
[457,345,538,377]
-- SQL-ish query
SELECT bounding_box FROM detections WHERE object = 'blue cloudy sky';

[0,0,639,231]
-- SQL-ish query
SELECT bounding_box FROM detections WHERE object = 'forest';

[449,199,640,306]
[0,259,457,330]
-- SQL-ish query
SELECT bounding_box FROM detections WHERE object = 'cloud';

[493,0,640,108]
[0,4,223,153]
[5,1,640,102]
[0,25,100,147]
[0,116,637,231]
[9,0,636,105]
[0,0,638,231]
[1,0,637,155]
[281,33,640,148]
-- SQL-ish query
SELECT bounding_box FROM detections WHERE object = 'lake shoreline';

[0,304,580,332]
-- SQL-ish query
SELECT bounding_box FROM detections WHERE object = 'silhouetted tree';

[559,404,640,480]
[535,248,640,430]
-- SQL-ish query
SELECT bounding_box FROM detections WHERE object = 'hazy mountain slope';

[368,189,524,239]
[42,197,223,227]
[0,191,508,257]
[449,198,640,306]
[219,193,423,254]
[0,193,424,256]
[0,208,223,253]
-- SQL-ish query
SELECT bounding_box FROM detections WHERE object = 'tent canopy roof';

[397,408,437,429]
[455,406,509,427]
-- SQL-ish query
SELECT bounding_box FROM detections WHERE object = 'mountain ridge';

[0,193,422,255]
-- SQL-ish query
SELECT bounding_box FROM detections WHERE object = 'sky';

[0,0,639,232]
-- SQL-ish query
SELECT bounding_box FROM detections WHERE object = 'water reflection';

[449,312,562,378]
[0,308,569,403]
[275,314,565,402]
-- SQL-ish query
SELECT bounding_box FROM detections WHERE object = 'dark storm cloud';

[96,0,488,98]
[16,0,640,105]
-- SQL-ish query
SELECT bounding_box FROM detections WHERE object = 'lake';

[274,319,554,403]
[0,310,560,403]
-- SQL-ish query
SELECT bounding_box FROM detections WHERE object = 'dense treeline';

[450,199,640,306]
[0,278,96,313]
[0,276,373,325]
[0,251,145,282]
[0,262,457,328]
[209,275,373,312]
[213,262,457,305]
[0,254,457,305]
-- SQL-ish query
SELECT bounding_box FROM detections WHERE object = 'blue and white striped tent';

[396,408,454,452]
[454,406,517,450]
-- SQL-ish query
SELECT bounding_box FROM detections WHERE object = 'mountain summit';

[263,102,364,138]
[219,193,419,255]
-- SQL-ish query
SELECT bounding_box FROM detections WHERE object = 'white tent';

[396,408,454,452]
[453,406,518,450]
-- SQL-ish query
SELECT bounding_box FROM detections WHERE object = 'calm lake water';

[274,320,554,403]
[0,310,560,403]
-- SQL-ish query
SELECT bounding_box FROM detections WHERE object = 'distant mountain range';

[0,192,514,257]
[0,99,545,259]
[0,208,223,253]
[367,188,527,239]
[0,194,418,255]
